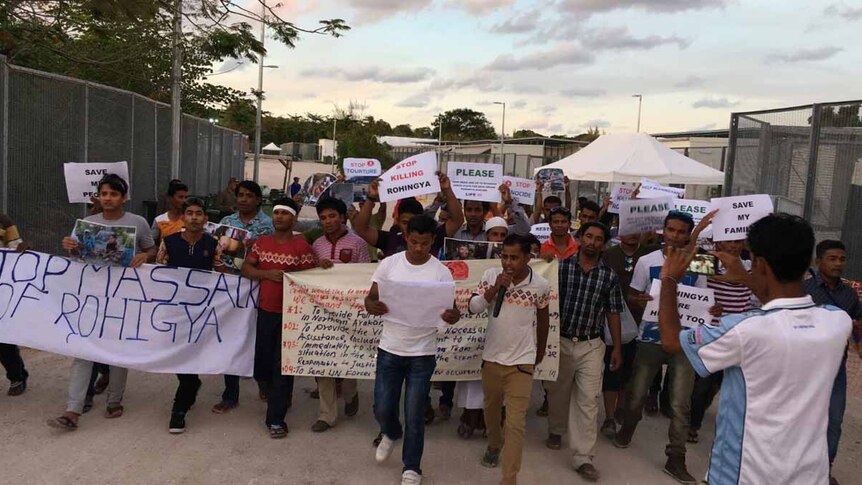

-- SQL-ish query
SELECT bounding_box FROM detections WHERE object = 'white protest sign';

[609,183,636,214]
[378,152,440,203]
[710,194,773,242]
[530,223,551,243]
[673,199,710,225]
[448,162,503,203]
[638,178,685,199]
[0,250,257,375]
[377,280,455,328]
[282,259,561,381]
[63,162,130,203]
[503,176,536,206]
[343,158,382,178]
[643,279,715,328]
[618,196,673,236]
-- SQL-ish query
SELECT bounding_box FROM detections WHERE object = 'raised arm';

[352,181,382,246]
[440,173,464,237]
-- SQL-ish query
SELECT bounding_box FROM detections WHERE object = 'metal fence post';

[723,113,738,196]
[82,84,90,217]
[803,104,823,220]
[153,103,158,200]
[1,56,8,213]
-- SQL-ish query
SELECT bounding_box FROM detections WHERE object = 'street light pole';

[169,0,182,179]
[253,1,267,184]
[493,101,506,164]
[632,94,643,133]
[331,117,337,174]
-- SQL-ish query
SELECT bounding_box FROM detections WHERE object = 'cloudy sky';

[212,0,862,137]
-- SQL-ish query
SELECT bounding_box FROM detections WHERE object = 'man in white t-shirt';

[615,211,718,484]
[469,234,550,485]
[364,215,461,485]
[657,213,851,485]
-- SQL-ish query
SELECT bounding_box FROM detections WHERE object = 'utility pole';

[493,101,506,164]
[170,0,183,179]
[632,94,643,133]
[252,1,266,184]
[330,117,337,174]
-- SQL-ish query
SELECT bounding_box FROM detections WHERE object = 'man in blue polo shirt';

[803,240,861,485]
[657,214,851,485]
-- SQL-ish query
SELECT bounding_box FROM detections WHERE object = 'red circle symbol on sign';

[504,180,512,187]
[367,160,375,166]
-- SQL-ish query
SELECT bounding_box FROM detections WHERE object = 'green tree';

[513,129,545,138]
[0,1,349,117]
[413,126,433,138]
[392,124,414,137]
[431,109,496,141]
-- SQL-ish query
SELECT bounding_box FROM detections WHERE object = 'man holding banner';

[49,174,155,431]
[365,215,461,485]
[241,197,316,439]
[215,180,273,413]
[155,198,226,434]
[310,198,370,433]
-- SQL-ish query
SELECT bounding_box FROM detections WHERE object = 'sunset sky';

[212,0,862,137]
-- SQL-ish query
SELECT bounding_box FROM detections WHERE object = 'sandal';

[211,401,238,414]
[269,425,288,439]
[105,405,124,419]
[47,415,78,431]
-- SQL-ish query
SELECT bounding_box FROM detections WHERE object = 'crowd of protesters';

[0,170,858,485]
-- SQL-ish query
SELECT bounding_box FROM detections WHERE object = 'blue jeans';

[374,348,436,475]
[828,348,848,466]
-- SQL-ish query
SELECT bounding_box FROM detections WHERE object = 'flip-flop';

[47,416,78,431]
[105,405,124,419]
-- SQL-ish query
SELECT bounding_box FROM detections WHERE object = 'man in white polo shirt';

[657,213,851,485]
[469,234,550,485]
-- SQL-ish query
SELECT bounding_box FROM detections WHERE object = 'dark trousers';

[374,348,437,475]
[254,310,275,388]
[258,310,294,428]
[439,381,456,407]
[828,348,848,465]
[173,374,202,414]
[86,363,110,399]
[0,344,27,383]
[689,371,723,430]
[222,375,240,404]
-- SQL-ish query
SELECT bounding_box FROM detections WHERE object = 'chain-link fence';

[725,101,862,279]
[0,55,246,252]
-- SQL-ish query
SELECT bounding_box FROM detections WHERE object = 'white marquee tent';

[262,142,281,152]
[535,133,725,185]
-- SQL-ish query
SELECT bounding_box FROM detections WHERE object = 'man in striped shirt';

[311,197,370,433]
[689,238,755,443]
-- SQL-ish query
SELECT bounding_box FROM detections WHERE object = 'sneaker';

[480,448,500,468]
[401,470,422,485]
[169,413,186,434]
[600,418,617,439]
[664,456,697,484]
[375,435,395,463]
[574,463,599,482]
[7,380,26,396]
[613,423,635,448]
[545,433,562,450]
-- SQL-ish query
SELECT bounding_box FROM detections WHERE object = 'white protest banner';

[448,162,503,203]
[378,151,440,203]
[710,194,773,242]
[343,158,382,178]
[673,199,710,225]
[377,280,455,328]
[282,259,561,381]
[618,196,673,236]
[63,162,130,203]
[503,176,536,206]
[530,223,551,243]
[638,178,685,199]
[0,250,257,375]
[642,279,715,328]
[609,183,636,214]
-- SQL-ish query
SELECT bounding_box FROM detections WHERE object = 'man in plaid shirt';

[545,222,624,482]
